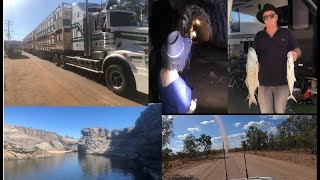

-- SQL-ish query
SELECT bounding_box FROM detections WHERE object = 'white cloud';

[200,120,215,125]
[174,141,182,144]
[211,136,221,141]
[177,134,188,140]
[267,126,278,135]
[211,133,246,149]
[259,115,289,120]
[211,133,246,141]
[270,115,290,120]
[259,115,271,118]
[234,122,241,128]
[228,140,243,149]
[244,120,272,129]
[187,128,199,132]
[228,133,246,140]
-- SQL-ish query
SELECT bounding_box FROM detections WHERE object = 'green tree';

[277,115,317,152]
[196,134,212,157]
[162,147,172,168]
[122,0,148,23]
[176,151,186,160]
[241,140,248,150]
[183,134,199,159]
[268,133,276,150]
[245,126,268,151]
[162,115,174,148]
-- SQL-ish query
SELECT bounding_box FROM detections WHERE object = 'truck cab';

[69,2,148,95]
[4,40,23,57]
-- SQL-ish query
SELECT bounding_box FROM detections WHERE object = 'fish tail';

[287,95,297,103]
[248,96,257,109]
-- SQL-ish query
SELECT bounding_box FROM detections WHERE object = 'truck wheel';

[59,55,67,69]
[53,54,59,66]
[105,64,134,96]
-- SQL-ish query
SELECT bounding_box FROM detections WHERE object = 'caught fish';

[245,47,260,108]
[287,51,297,102]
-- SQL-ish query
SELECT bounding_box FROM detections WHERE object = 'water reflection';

[4,153,152,180]
[78,154,149,179]
[4,153,67,179]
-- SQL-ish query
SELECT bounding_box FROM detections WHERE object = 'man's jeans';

[258,85,290,113]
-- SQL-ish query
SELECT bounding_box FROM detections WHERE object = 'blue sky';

[3,0,108,41]
[4,106,146,139]
[167,115,290,153]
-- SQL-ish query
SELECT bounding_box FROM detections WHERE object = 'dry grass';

[247,150,317,168]
[162,153,224,171]
[47,150,73,154]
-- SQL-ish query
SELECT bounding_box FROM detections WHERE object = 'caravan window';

[293,0,309,29]
[277,6,288,26]
[231,8,240,32]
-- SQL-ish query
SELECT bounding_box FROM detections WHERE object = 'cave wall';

[150,0,227,48]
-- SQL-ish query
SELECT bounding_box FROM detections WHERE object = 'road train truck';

[23,2,148,95]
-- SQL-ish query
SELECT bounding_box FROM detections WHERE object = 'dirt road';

[163,152,316,180]
[4,52,148,106]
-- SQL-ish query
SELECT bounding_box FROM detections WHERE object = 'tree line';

[162,115,317,168]
[241,115,317,154]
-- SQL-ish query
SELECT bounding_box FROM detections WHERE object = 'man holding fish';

[252,3,302,113]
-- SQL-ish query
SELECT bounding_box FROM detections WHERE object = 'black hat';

[256,3,281,24]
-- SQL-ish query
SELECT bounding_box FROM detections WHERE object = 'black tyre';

[53,54,59,66]
[105,64,134,95]
[59,55,67,69]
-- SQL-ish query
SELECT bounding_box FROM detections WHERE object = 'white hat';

[161,31,192,64]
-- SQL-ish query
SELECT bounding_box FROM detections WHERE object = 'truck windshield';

[88,7,100,12]
[110,12,137,26]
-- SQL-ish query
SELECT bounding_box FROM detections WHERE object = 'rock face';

[133,104,162,179]
[4,140,51,160]
[78,104,162,179]
[4,124,78,160]
[78,128,112,154]
[61,137,79,151]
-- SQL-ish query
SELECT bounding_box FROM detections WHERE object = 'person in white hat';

[159,31,197,114]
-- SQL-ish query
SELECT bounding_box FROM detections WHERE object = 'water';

[4,153,150,180]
